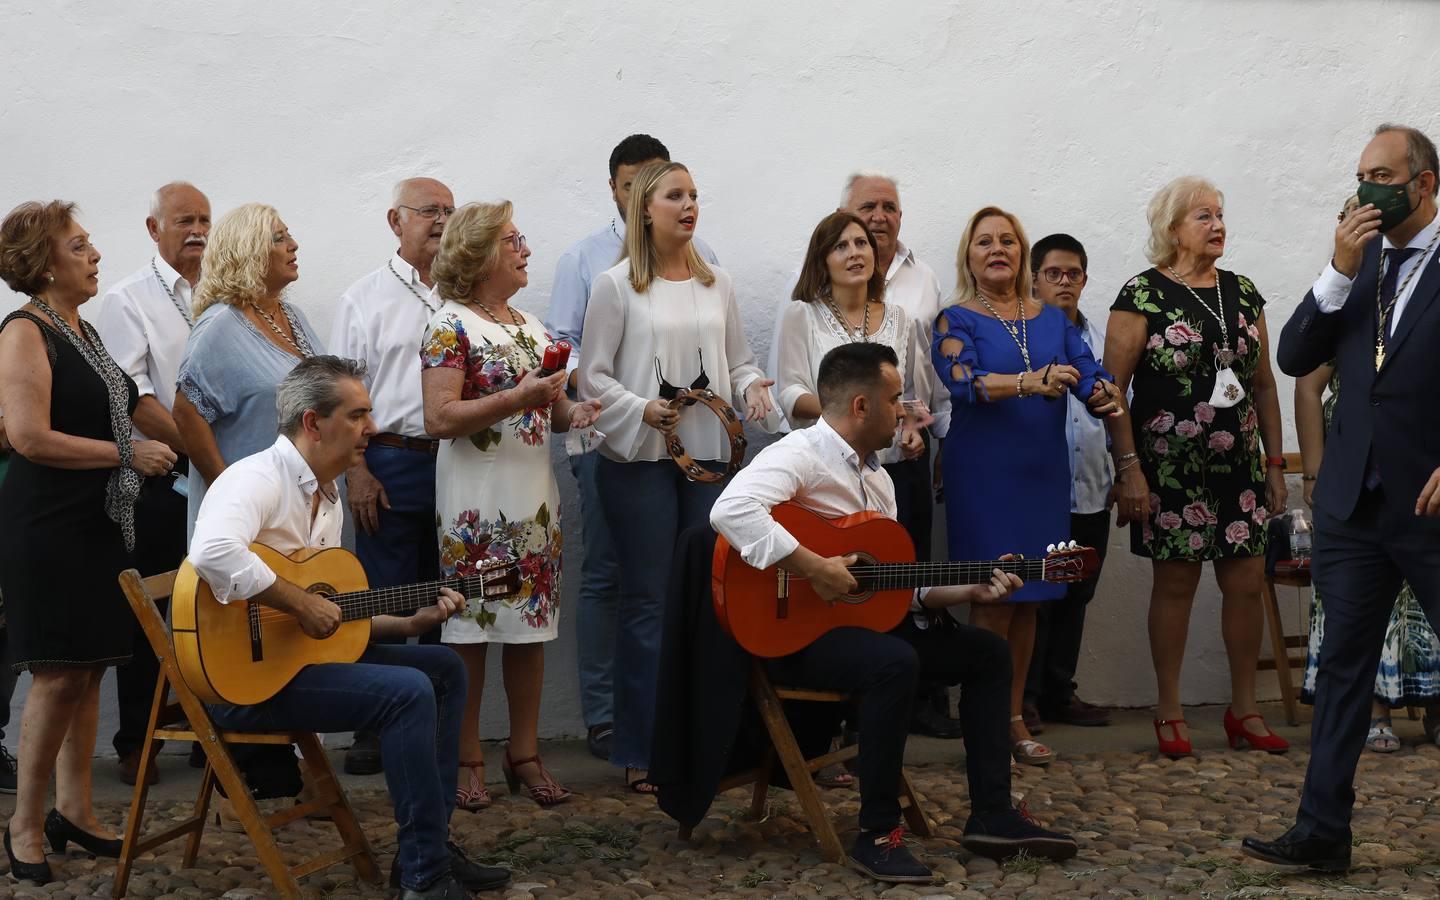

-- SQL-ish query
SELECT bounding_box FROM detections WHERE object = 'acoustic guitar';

[712,502,1099,658]
[172,543,519,705]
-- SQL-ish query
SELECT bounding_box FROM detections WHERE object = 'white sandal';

[1365,718,1400,753]
[1010,715,1054,766]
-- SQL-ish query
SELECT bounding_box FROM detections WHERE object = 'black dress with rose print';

[1110,268,1270,560]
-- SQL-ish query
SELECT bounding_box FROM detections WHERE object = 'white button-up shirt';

[547,217,718,376]
[329,253,440,437]
[96,254,193,438]
[189,435,341,604]
[1065,311,1113,514]
[1312,212,1440,324]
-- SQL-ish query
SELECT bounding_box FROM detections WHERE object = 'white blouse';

[578,261,781,463]
[774,299,947,465]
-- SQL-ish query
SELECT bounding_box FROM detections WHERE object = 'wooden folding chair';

[113,568,381,900]
[1258,451,1312,726]
[680,660,932,863]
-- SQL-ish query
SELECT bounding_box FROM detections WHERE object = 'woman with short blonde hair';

[173,202,325,528]
[1105,176,1288,758]
[579,160,780,792]
[422,201,599,810]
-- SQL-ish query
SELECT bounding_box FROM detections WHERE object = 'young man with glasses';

[1023,233,1114,731]
[546,135,717,760]
[328,177,456,775]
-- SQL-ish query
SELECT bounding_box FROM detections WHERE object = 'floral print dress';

[1111,268,1270,560]
[420,301,560,644]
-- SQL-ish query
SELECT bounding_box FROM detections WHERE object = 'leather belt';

[370,433,440,454]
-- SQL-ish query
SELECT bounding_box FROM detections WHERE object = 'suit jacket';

[1277,238,1440,523]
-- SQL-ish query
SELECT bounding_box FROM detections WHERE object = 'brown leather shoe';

[1041,695,1112,727]
[118,747,160,786]
[1020,702,1044,735]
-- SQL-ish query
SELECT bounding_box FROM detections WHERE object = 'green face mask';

[1356,174,1419,232]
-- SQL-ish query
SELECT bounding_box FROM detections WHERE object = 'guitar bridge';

[776,570,789,619]
[248,602,263,662]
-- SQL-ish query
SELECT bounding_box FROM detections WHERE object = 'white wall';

[5,1,1439,729]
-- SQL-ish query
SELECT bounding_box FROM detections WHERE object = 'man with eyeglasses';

[546,134,717,760]
[1024,233,1113,731]
[95,181,211,786]
[328,177,455,775]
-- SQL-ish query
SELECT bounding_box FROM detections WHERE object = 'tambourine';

[661,388,747,483]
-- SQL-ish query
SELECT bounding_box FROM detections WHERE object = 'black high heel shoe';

[44,808,122,858]
[4,826,53,884]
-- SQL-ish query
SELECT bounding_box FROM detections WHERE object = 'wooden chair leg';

[1261,579,1301,726]
[182,763,217,868]
[752,672,846,864]
[114,672,171,898]
[295,732,380,884]
[897,769,932,837]
[747,749,774,821]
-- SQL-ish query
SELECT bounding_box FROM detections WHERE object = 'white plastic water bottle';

[1288,508,1311,560]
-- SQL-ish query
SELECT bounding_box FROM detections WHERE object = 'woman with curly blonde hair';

[420,201,599,811]
[173,203,325,528]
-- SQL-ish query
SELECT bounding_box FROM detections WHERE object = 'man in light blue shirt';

[546,134,717,759]
[1024,234,1115,729]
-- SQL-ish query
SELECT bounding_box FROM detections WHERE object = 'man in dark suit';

[1244,124,1440,873]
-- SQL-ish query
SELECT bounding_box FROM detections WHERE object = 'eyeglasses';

[503,232,528,253]
[398,204,456,220]
[1040,267,1086,285]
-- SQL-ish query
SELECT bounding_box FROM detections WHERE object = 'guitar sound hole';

[840,552,878,604]
[307,582,338,597]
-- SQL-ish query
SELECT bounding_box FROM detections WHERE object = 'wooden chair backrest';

[117,568,179,669]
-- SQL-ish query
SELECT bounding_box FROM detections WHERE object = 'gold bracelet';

[1016,372,1027,398]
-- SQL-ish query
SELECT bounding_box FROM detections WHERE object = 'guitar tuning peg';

[1068,540,1077,549]
[1046,543,1056,553]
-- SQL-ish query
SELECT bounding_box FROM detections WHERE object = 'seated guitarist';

[187,356,509,900]
[710,342,1077,883]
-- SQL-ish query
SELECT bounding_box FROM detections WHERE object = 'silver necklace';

[823,295,871,342]
[471,300,540,368]
[151,258,193,327]
[976,293,1032,371]
[248,300,314,358]
[388,259,440,315]
[1374,228,1440,370]
[1168,267,1234,367]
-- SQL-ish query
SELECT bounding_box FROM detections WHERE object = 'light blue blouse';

[176,302,325,532]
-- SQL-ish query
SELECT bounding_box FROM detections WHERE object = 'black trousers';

[882,434,934,564]
[1297,486,1440,841]
[1025,509,1111,710]
[113,466,188,758]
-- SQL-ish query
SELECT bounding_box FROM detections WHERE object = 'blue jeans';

[569,450,621,729]
[356,445,441,646]
[595,457,725,769]
[209,643,465,890]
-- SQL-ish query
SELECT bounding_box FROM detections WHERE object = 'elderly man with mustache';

[96,180,210,786]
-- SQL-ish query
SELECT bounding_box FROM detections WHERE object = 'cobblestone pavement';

[4,711,1440,898]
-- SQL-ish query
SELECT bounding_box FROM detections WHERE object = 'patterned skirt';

[1302,583,1440,707]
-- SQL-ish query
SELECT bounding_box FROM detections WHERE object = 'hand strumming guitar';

[297,592,343,639]
[783,549,859,605]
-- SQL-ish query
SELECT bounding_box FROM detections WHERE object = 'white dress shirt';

[773,301,948,464]
[578,262,780,463]
[189,435,341,604]
[95,254,193,438]
[329,253,440,437]
[547,218,718,377]
[1312,212,1440,324]
[1065,312,1113,514]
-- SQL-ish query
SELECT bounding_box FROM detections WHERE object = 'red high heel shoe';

[1224,708,1289,754]
[1154,717,1193,759]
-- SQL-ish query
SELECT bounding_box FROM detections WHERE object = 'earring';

[643,216,652,225]
[46,273,55,283]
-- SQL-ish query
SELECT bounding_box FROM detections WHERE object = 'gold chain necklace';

[822,295,871,342]
[471,299,540,368]
[975,293,1032,371]
[247,300,313,357]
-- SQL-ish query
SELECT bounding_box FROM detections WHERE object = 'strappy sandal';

[814,764,855,788]
[455,760,492,811]
[625,767,658,795]
[1010,715,1054,766]
[503,751,572,807]
[1365,718,1401,753]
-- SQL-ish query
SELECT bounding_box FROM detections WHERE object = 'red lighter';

[539,341,571,377]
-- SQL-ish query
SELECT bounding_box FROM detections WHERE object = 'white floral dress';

[420,301,560,644]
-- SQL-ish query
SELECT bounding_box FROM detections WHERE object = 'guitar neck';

[852,558,1048,591]
[328,574,488,622]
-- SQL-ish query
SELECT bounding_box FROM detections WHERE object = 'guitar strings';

[247,570,509,625]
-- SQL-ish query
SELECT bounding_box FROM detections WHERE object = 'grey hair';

[391,177,447,211]
[1374,123,1440,197]
[275,355,368,436]
[839,170,900,208]
[149,181,201,220]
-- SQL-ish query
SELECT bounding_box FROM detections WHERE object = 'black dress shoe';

[343,731,383,775]
[1041,695,1112,727]
[390,840,511,892]
[962,808,1077,862]
[1241,828,1351,873]
[5,827,53,884]
[44,808,122,858]
[910,703,965,739]
[586,723,614,760]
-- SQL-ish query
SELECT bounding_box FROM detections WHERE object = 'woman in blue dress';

[932,206,1120,766]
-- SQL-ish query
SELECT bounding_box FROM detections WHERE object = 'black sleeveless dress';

[0,310,137,671]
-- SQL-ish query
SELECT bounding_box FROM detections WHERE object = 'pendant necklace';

[1168,267,1234,368]
[976,292,1032,371]
[389,259,440,316]
[1374,228,1440,370]
[823,294,871,342]
[472,299,540,368]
